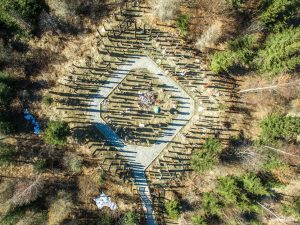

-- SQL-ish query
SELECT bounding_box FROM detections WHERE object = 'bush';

[0,0,44,41]
[44,121,70,145]
[228,0,245,12]
[262,154,287,172]
[259,114,300,143]
[0,71,13,84]
[216,176,239,204]
[15,210,48,225]
[0,206,27,225]
[191,138,222,172]
[33,159,47,172]
[241,173,268,196]
[202,192,222,216]
[42,95,53,106]
[259,0,299,30]
[123,211,138,225]
[216,173,271,213]
[99,170,107,185]
[255,28,300,76]
[281,196,300,220]
[1,0,43,23]
[0,82,12,105]
[176,14,190,36]
[210,34,259,73]
[165,199,181,219]
[64,154,82,173]
[0,121,16,135]
[0,144,15,165]
[192,215,207,225]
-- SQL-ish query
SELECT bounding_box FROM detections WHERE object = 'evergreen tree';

[202,192,222,216]
[191,138,222,172]
[259,0,299,30]
[210,35,259,74]
[255,28,300,76]
[44,121,71,145]
[259,114,300,143]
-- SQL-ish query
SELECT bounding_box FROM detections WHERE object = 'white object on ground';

[93,193,117,210]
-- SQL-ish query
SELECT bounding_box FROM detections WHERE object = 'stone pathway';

[88,55,194,225]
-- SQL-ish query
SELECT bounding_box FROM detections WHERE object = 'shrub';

[123,211,138,225]
[281,196,300,220]
[0,82,12,105]
[210,34,259,73]
[15,210,48,225]
[217,176,239,204]
[0,71,13,84]
[44,121,70,145]
[262,154,287,172]
[191,138,222,172]
[1,0,43,23]
[99,169,107,185]
[176,14,190,36]
[64,154,82,173]
[259,114,300,143]
[42,95,53,106]
[0,121,16,135]
[217,173,271,213]
[0,144,15,165]
[192,215,207,225]
[241,173,268,196]
[228,0,245,12]
[210,50,237,74]
[259,0,299,30]
[33,159,47,172]
[165,199,181,219]
[255,28,300,76]
[202,192,222,216]
[48,191,73,225]
[0,206,27,225]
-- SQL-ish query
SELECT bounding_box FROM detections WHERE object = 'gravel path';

[89,56,194,225]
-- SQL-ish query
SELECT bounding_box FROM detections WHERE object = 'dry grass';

[188,0,238,48]
[238,75,300,138]
[48,191,73,225]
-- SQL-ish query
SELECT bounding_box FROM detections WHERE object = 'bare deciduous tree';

[195,22,222,51]
[10,175,44,206]
[151,0,179,21]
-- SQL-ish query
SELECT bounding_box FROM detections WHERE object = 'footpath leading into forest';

[89,55,194,225]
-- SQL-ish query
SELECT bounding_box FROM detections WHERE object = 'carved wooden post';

[143,24,146,34]
[134,21,137,39]
[118,24,122,34]
[150,26,152,38]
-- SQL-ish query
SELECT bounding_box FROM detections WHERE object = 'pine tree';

[255,28,300,76]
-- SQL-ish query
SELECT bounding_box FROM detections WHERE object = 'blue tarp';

[24,109,41,135]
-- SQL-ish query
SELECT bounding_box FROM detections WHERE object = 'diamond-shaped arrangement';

[54,1,233,224]
[101,68,178,146]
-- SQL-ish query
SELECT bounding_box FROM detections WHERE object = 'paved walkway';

[89,56,194,225]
